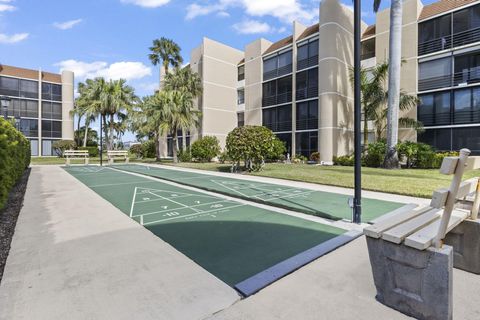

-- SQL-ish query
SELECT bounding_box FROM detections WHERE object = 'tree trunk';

[156,132,161,161]
[384,0,402,169]
[76,115,82,146]
[363,107,369,150]
[102,114,108,152]
[182,128,187,151]
[172,131,178,163]
[109,114,114,151]
[83,124,89,147]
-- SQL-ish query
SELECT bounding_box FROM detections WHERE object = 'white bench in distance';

[107,150,129,165]
[64,150,89,166]
[364,148,480,320]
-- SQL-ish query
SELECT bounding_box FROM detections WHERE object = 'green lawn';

[165,162,480,199]
[30,157,171,165]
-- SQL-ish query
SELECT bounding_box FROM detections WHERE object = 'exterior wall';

[61,71,74,140]
[244,39,272,127]
[317,0,359,163]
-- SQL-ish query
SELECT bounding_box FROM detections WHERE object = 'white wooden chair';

[364,149,480,320]
[64,150,89,166]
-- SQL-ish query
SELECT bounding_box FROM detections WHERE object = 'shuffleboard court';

[64,166,353,296]
[111,164,404,222]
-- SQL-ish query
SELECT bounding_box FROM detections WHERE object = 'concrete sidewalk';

[207,236,480,320]
[0,166,239,320]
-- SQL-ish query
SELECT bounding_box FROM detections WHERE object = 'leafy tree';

[52,140,76,157]
[148,37,183,86]
[191,136,221,162]
[226,126,281,172]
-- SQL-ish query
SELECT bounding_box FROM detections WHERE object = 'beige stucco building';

[163,0,480,160]
[0,65,74,156]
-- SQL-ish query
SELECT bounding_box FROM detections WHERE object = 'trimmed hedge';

[78,146,99,157]
[0,118,31,209]
[191,136,221,162]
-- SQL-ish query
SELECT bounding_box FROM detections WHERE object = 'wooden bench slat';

[368,204,418,225]
[364,205,431,239]
[466,156,480,171]
[381,208,441,244]
[431,178,479,208]
[439,157,459,175]
[404,209,469,250]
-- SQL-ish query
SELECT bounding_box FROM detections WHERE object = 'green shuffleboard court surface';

[112,164,404,222]
[64,166,347,294]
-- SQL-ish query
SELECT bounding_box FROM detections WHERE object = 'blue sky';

[0,0,437,141]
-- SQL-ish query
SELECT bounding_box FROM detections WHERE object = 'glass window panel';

[296,71,307,91]
[277,76,292,95]
[52,103,62,120]
[308,100,318,118]
[263,80,276,97]
[297,102,308,120]
[0,76,19,96]
[42,140,53,156]
[453,9,470,34]
[418,94,434,115]
[19,79,38,98]
[308,68,318,87]
[52,84,62,101]
[309,40,319,57]
[263,57,277,73]
[29,139,38,156]
[278,51,292,68]
[419,20,434,43]
[436,15,451,38]
[297,44,308,61]
[454,89,471,112]
[473,4,480,29]
[419,57,451,80]
[453,127,480,154]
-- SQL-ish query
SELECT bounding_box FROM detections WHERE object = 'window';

[262,105,292,132]
[42,120,62,138]
[275,133,291,154]
[262,76,292,107]
[418,92,451,126]
[19,79,38,99]
[296,68,318,100]
[7,99,39,118]
[42,83,62,101]
[418,57,452,91]
[238,65,245,81]
[454,51,480,86]
[418,128,452,152]
[297,39,319,70]
[454,87,480,124]
[296,100,318,130]
[263,50,293,80]
[19,119,38,137]
[452,4,480,47]
[237,89,245,105]
[237,112,244,127]
[361,38,375,60]
[42,102,62,120]
[29,139,38,156]
[0,76,19,96]
[419,127,480,155]
[296,131,318,157]
[418,14,452,55]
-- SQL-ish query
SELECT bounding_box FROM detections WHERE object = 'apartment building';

[165,0,480,160]
[0,65,74,156]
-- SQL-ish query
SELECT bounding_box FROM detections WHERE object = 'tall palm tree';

[70,103,84,146]
[164,67,202,150]
[157,90,201,163]
[148,37,183,87]
[373,0,403,168]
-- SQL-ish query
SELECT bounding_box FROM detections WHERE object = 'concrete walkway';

[0,166,239,320]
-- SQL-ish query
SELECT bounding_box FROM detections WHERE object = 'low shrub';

[142,140,156,158]
[310,152,320,163]
[333,155,355,166]
[52,140,76,157]
[191,136,221,162]
[364,141,387,168]
[266,138,286,162]
[129,144,143,158]
[78,146,99,157]
[178,147,193,162]
[293,155,308,164]
[218,151,231,164]
[0,118,30,209]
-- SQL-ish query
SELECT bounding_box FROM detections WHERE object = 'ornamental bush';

[0,118,31,209]
[310,152,320,163]
[52,140,76,157]
[178,147,193,162]
[191,136,221,162]
[266,138,286,162]
[129,144,143,158]
[78,146,99,157]
[364,141,387,168]
[226,126,280,171]
[142,140,156,158]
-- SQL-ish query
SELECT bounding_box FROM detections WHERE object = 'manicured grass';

[165,162,480,199]
[30,157,171,165]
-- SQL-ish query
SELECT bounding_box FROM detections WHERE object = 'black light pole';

[99,115,103,166]
[353,0,362,223]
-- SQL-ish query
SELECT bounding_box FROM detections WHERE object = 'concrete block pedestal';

[366,237,453,320]
[445,219,480,274]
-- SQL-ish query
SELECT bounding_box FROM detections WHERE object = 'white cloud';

[121,0,170,8]
[53,19,83,30]
[232,19,273,34]
[186,0,318,25]
[0,4,15,12]
[216,11,230,18]
[0,32,28,44]
[55,60,152,81]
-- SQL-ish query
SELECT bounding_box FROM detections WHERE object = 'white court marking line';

[210,179,304,199]
[133,199,235,217]
[210,180,254,198]
[142,204,245,225]
[129,187,138,217]
[146,191,203,214]
[135,186,221,200]
[210,179,298,202]
[89,180,157,188]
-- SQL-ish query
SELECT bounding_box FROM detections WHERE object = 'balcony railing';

[419,69,480,92]
[262,92,292,107]
[296,86,318,100]
[419,109,480,126]
[263,120,292,132]
[297,56,318,71]
[263,64,293,81]
[296,118,318,131]
[361,52,375,61]
[418,27,480,56]
[454,109,480,124]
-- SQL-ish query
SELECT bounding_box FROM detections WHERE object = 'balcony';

[418,27,480,56]
[453,67,480,86]
[297,56,318,71]
[263,64,292,81]
[418,112,451,126]
[262,92,292,107]
[419,69,480,92]
[296,86,318,101]
[296,118,318,131]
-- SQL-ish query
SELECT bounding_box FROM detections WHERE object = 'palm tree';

[373,0,403,168]
[164,67,202,151]
[157,90,201,163]
[70,103,84,146]
[148,37,183,87]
